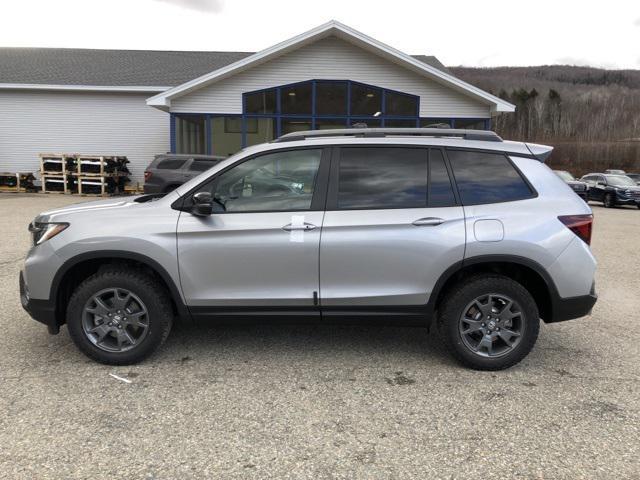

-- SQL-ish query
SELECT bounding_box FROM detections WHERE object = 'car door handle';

[282,222,317,231]
[412,217,445,227]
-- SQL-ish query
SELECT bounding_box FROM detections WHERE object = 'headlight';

[28,222,69,246]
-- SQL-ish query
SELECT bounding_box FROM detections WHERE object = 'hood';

[36,193,176,223]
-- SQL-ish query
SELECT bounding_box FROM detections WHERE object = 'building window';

[246,118,277,146]
[384,119,418,128]
[385,91,418,116]
[211,117,242,157]
[453,118,487,130]
[350,83,382,116]
[282,118,313,135]
[245,89,276,114]
[316,82,348,115]
[175,115,205,154]
[421,118,452,128]
[281,83,312,114]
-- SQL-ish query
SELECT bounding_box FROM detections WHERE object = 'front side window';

[209,149,322,212]
[448,150,533,205]
[189,159,218,172]
[337,147,428,209]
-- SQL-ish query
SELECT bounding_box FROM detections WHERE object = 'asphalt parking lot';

[0,193,638,479]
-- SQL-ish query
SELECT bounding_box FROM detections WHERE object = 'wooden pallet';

[0,172,36,192]
[75,155,128,176]
[41,174,71,194]
[76,176,121,196]
[39,154,75,176]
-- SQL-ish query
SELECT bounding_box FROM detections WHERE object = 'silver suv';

[20,129,597,370]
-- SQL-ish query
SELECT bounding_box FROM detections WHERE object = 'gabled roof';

[146,20,515,113]
[0,46,448,92]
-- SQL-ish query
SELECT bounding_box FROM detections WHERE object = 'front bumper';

[20,271,59,334]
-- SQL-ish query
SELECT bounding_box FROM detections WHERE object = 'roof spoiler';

[525,143,554,162]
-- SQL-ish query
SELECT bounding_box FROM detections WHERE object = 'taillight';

[558,214,593,245]
[144,171,151,181]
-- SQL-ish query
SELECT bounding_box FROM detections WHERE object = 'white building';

[0,21,514,183]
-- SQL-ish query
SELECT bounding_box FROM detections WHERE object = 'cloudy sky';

[2,0,639,69]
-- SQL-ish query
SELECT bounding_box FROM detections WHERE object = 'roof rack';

[274,127,503,143]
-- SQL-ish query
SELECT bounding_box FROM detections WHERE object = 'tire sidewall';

[67,271,172,365]
[441,276,540,370]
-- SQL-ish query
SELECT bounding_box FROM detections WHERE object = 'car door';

[593,175,607,201]
[319,146,465,310]
[177,147,328,312]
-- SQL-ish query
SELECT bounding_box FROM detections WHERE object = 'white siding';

[0,90,169,183]
[171,36,491,118]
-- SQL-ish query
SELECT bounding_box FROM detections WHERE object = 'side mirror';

[191,191,213,216]
[597,181,606,188]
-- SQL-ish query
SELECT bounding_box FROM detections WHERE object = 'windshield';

[554,170,575,181]
[606,175,637,187]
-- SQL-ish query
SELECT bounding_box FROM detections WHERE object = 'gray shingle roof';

[0,47,448,88]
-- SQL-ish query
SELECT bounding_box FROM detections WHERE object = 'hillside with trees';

[450,66,640,175]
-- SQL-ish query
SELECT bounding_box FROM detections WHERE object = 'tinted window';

[350,84,382,116]
[281,83,312,114]
[245,89,276,114]
[316,82,347,115]
[429,149,456,207]
[209,149,322,212]
[385,91,418,116]
[337,147,427,209]
[448,150,533,205]
[189,159,217,172]
[156,159,186,170]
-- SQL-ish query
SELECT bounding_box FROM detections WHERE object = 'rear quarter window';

[448,150,534,205]
[156,158,187,170]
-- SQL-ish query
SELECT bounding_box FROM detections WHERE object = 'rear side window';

[337,147,428,209]
[156,158,187,170]
[448,150,533,205]
[189,159,217,172]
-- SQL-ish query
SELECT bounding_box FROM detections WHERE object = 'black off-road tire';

[603,193,615,208]
[438,275,540,371]
[66,267,173,365]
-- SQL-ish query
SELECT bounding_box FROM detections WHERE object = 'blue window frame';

[170,79,492,154]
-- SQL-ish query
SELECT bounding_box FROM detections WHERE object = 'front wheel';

[603,193,615,208]
[439,275,540,370]
[67,267,173,365]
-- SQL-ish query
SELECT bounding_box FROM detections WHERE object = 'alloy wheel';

[81,288,149,352]
[458,294,525,358]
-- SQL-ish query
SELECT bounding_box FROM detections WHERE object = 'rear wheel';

[67,267,173,365]
[603,193,615,208]
[439,275,540,370]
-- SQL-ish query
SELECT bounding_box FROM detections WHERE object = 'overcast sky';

[2,0,639,69]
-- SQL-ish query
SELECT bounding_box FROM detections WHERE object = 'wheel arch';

[428,255,560,323]
[50,250,190,327]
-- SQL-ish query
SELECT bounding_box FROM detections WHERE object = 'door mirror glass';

[191,191,213,216]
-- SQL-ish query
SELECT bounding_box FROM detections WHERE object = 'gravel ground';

[0,193,638,479]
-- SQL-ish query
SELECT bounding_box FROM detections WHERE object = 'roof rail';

[274,127,503,143]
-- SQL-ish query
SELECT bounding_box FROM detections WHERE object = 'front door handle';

[412,217,445,227]
[282,222,317,231]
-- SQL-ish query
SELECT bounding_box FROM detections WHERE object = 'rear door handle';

[412,217,445,227]
[282,222,317,231]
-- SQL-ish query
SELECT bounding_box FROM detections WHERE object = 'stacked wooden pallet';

[0,172,37,193]
[39,154,131,196]
[39,154,75,194]
[74,155,130,196]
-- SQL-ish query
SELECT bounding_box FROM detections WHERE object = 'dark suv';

[580,173,640,208]
[553,170,588,200]
[144,154,224,193]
